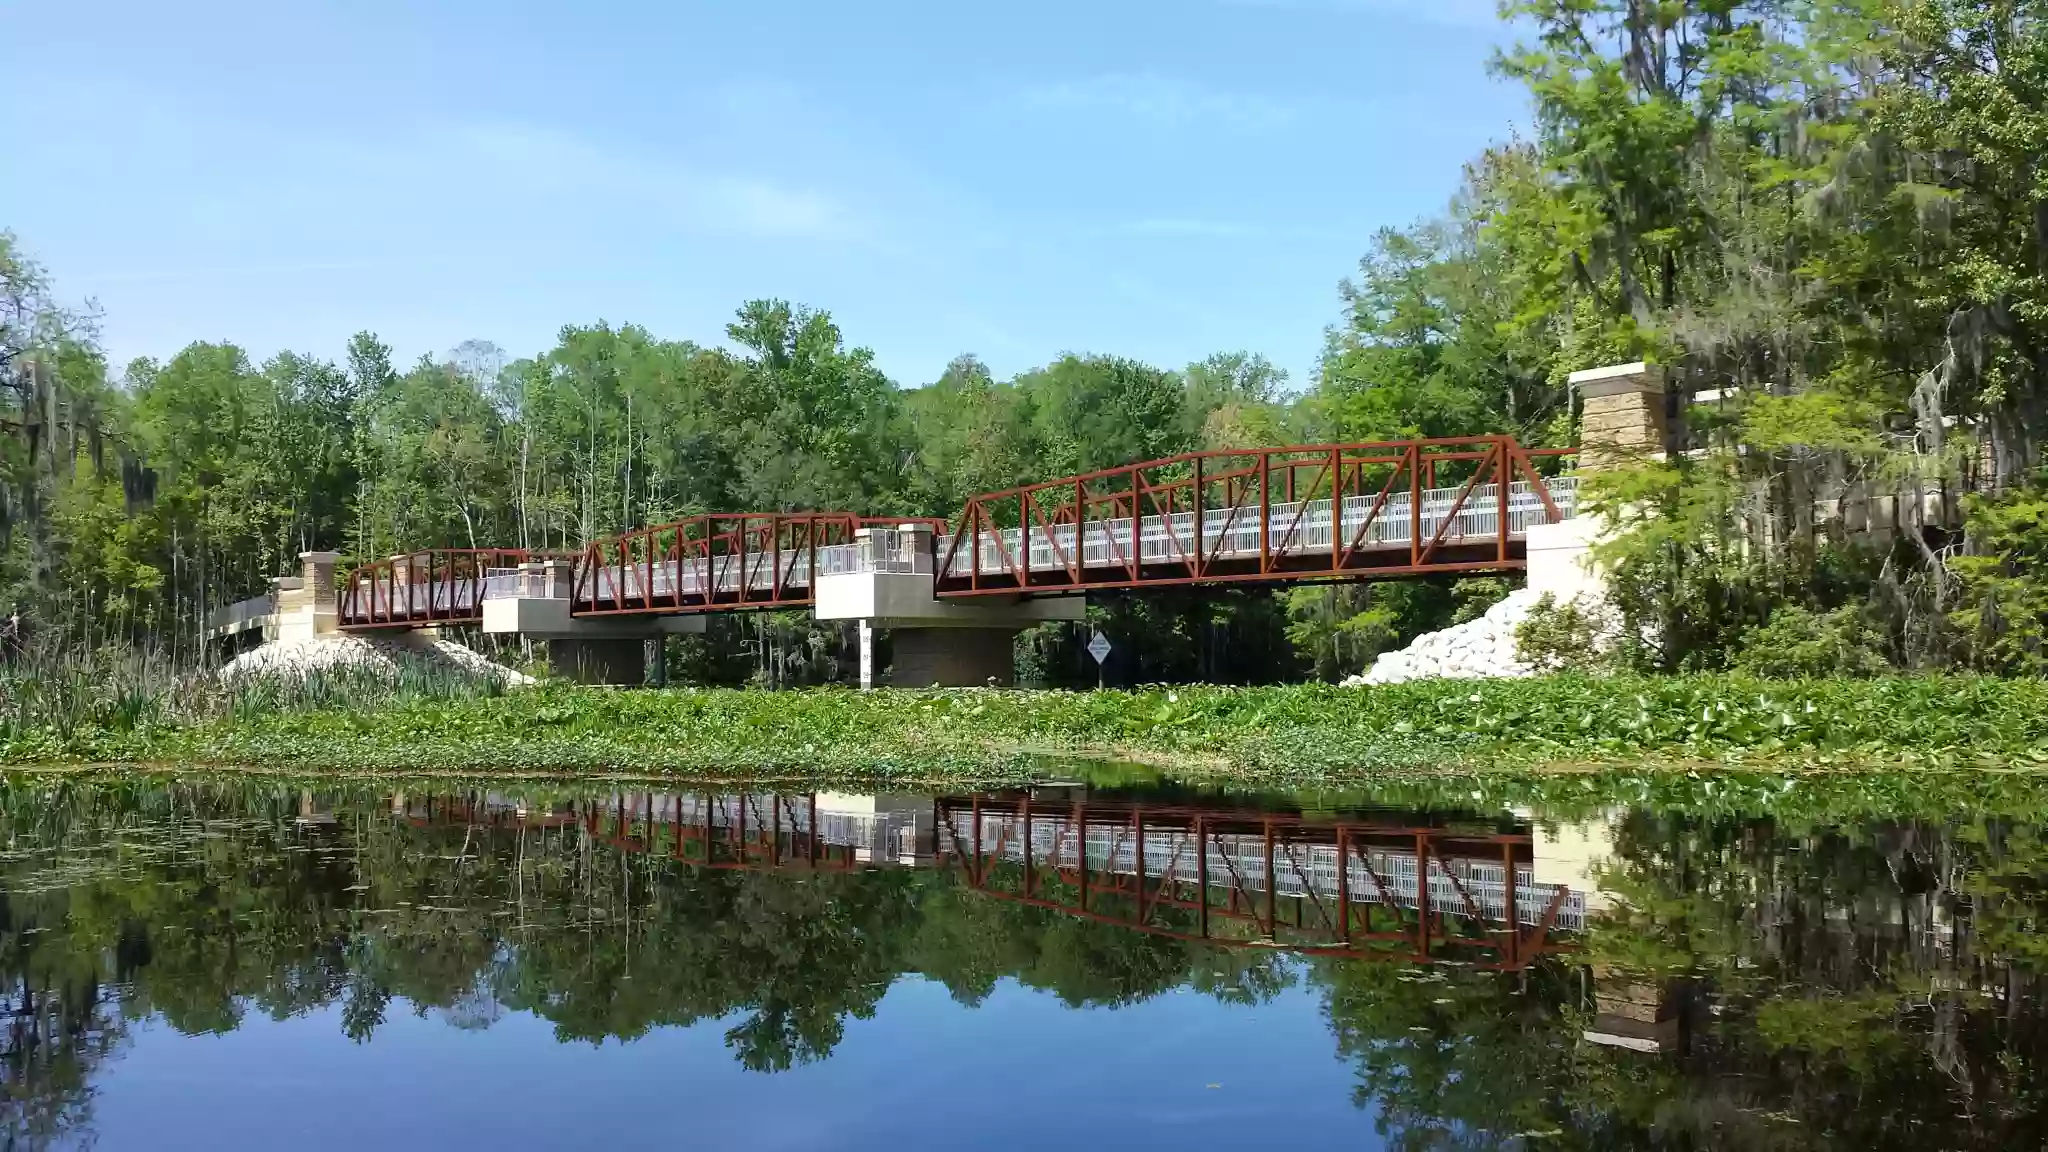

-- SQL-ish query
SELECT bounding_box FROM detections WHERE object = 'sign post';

[1086,630,1112,691]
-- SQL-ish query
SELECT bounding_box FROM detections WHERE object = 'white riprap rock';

[1339,587,1561,687]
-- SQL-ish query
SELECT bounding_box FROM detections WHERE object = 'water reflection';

[9,777,2048,1148]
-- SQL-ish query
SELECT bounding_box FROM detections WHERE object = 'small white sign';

[1086,631,1112,665]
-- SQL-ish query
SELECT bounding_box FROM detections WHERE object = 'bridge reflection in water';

[390,789,1584,971]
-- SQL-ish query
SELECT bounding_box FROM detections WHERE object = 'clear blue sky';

[4,0,1527,389]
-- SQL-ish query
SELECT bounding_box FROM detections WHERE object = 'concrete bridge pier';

[482,559,704,686]
[888,627,1026,688]
[818,523,1086,688]
[548,638,648,685]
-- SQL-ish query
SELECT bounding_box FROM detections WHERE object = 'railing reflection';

[392,788,1583,970]
[934,792,1579,969]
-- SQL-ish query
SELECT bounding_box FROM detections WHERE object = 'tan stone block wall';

[1580,391,1667,472]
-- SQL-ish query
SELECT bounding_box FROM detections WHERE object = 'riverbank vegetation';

[4,0,2048,699]
[7,673,2047,778]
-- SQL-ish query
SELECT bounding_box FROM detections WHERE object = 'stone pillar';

[300,550,341,635]
[891,628,1019,687]
[301,551,340,604]
[1584,969,1689,1055]
[548,638,646,685]
[1570,361,1668,472]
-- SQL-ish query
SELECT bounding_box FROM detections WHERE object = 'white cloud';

[433,122,855,241]
[1013,73,1313,130]
[1213,0,1504,32]
[1128,218,1267,239]
[69,260,375,287]
[700,177,847,239]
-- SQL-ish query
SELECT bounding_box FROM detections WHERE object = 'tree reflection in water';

[6,778,2048,1148]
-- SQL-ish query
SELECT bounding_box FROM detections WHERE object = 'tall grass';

[221,657,509,723]
[0,643,509,745]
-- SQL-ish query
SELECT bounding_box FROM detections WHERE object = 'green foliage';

[1952,475,2048,674]
[0,645,508,752]
[1513,592,1610,673]
[5,673,2048,776]
[1730,605,1894,679]
[1285,578,1505,681]
[1584,460,1901,672]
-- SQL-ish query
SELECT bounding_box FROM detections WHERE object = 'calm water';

[2,774,2042,1150]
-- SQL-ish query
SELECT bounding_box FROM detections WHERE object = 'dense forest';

[6,0,2048,683]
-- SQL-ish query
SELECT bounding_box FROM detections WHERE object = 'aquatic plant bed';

[7,674,2048,777]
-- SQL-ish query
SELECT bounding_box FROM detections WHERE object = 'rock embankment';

[219,634,533,686]
[1343,588,1546,686]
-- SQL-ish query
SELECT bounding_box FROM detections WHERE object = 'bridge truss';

[936,435,1576,596]
[932,793,1579,970]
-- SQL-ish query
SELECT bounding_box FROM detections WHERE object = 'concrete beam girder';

[481,596,706,639]
[814,571,1086,628]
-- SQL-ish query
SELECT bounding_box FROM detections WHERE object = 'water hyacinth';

[0,671,2044,779]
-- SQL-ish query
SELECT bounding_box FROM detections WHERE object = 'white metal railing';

[575,549,821,606]
[348,578,487,616]
[481,569,525,600]
[961,816,1585,931]
[943,477,1577,579]
[612,793,927,859]
[859,528,930,574]
[817,542,863,577]
[207,591,277,632]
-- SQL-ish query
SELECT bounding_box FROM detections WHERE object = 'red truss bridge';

[331,436,1577,631]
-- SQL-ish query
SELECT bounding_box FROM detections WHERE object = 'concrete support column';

[891,627,1019,687]
[548,638,646,685]
[858,619,876,690]
[1570,361,1668,472]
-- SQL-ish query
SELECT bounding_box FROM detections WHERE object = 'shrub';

[1729,605,1893,678]
[1514,593,1611,673]
[1951,476,2048,674]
